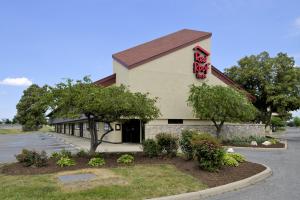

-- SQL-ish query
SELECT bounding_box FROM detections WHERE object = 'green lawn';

[0,125,54,134]
[0,164,206,200]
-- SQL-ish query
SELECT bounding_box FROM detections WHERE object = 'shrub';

[56,157,76,167]
[269,138,279,145]
[117,154,134,165]
[179,130,198,160]
[192,139,225,172]
[142,139,159,158]
[34,151,48,167]
[88,157,105,167]
[223,153,239,167]
[60,149,72,158]
[76,149,88,157]
[156,133,179,157]
[50,152,60,159]
[15,149,48,167]
[228,153,246,163]
[222,136,267,146]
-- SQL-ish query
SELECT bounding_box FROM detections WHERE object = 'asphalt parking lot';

[0,132,76,163]
[206,128,300,200]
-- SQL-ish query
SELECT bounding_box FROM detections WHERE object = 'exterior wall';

[113,37,227,120]
[145,121,266,139]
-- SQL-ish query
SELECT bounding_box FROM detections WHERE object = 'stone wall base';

[145,124,266,139]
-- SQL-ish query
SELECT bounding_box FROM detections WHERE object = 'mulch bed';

[223,142,285,148]
[0,152,266,188]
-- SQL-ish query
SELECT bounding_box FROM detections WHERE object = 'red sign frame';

[193,45,210,79]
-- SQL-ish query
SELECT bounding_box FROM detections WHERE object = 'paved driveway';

[0,132,76,164]
[206,128,300,200]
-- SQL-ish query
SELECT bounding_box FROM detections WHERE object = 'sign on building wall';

[193,45,210,79]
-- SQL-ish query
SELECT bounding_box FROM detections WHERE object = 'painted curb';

[148,164,272,200]
[224,140,288,151]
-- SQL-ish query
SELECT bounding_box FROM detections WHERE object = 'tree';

[47,77,160,154]
[16,84,48,131]
[293,117,300,127]
[4,119,12,124]
[225,52,300,128]
[188,84,257,138]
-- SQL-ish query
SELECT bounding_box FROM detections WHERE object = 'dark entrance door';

[71,124,75,136]
[122,120,141,143]
[79,123,83,137]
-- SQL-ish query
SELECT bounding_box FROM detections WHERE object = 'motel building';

[51,29,264,144]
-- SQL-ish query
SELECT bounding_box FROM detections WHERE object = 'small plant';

[50,152,61,159]
[156,133,179,157]
[228,153,246,163]
[15,149,48,167]
[179,130,198,160]
[117,154,134,165]
[56,157,75,167]
[60,149,72,158]
[223,153,239,167]
[88,157,105,167]
[192,139,225,172]
[34,151,48,167]
[222,136,268,146]
[142,139,159,158]
[76,149,88,157]
[269,138,279,145]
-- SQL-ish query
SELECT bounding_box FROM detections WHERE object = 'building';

[52,29,264,143]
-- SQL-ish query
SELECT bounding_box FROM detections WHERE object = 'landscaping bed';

[223,142,285,148]
[0,152,265,187]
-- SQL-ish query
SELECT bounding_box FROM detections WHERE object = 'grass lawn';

[0,125,54,134]
[0,164,207,200]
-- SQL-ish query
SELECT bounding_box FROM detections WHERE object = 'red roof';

[112,29,211,69]
[94,73,116,87]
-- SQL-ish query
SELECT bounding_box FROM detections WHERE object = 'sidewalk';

[47,132,142,153]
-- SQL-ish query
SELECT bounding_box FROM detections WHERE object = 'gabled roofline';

[94,73,116,87]
[211,66,256,101]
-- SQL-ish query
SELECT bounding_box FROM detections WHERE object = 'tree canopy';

[225,52,300,127]
[188,84,257,137]
[47,77,160,153]
[16,84,48,131]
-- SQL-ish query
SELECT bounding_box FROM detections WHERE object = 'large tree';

[16,84,48,131]
[47,77,160,154]
[188,84,257,138]
[225,52,300,127]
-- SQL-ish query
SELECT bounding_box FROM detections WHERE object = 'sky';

[0,0,300,119]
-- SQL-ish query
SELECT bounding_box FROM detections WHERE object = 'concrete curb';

[148,164,272,200]
[224,140,288,151]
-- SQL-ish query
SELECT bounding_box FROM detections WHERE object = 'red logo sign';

[193,45,210,79]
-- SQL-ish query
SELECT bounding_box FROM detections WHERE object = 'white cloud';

[0,77,32,86]
[294,17,300,29]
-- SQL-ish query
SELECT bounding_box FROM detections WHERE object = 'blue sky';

[0,0,300,119]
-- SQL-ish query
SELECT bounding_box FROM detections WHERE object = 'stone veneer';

[145,123,266,139]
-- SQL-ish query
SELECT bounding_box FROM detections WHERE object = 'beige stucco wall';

[113,37,227,120]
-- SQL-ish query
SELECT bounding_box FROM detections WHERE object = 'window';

[168,119,183,124]
[104,123,110,131]
[75,123,80,129]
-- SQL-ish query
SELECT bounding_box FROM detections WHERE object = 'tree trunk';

[212,119,225,139]
[86,115,114,155]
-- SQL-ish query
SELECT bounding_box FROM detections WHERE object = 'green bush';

[142,139,159,158]
[56,157,76,167]
[192,139,225,172]
[117,154,134,165]
[222,136,267,146]
[34,151,48,167]
[15,149,48,167]
[50,152,60,159]
[60,149,72,158]
[88,157,105,167]
[179,130,198,160]
[268,138,279,145]
[228,153,246,163]
[271,116,286,131]
[223,153,239,167]
[76,149,88,157]
[156,133,179,157]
